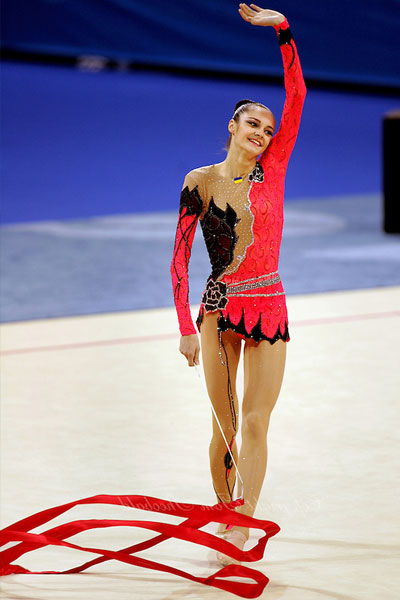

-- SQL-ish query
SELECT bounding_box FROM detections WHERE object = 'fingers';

[240,3,255,15]
[238,3,256,20]
[180,349,193,366]
[185,347,200,367]
[179,337,200,367]
[194,345,200,366]
[250,4,263,11]
[185,352,196,367]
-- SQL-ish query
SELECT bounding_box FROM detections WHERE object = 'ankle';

[229,526,249,541]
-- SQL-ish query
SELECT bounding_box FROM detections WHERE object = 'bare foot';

[216,530,247,567]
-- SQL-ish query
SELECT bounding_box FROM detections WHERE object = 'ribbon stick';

[0,494,280,598]
[195,364,244,500]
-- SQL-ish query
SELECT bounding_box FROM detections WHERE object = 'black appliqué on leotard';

[200,199,239,280]
[171,186,203,315]
[179,185,203,216]
[218,308,290,344]
[278,26,295,69]
[201,279,228,312]
[278,27,293,46]
[248,161,264,183]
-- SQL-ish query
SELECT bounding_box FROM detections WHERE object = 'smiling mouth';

[249,138,262,147]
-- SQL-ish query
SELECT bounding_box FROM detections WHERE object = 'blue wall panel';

[2,0,400,88]
[2,58,400,224]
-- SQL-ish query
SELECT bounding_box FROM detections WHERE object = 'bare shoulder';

[181,165,214,217]
[183,164,214,187]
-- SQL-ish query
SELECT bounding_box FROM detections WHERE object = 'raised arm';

[270,17,306,163]
[170,173,203,336]
[239,4,307,166]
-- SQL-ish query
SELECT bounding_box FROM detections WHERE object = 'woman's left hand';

[238,4,285,27]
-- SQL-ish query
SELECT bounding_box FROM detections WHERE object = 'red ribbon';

[0,494,280,598]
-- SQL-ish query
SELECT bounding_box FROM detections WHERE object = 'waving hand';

[238,4,285,27]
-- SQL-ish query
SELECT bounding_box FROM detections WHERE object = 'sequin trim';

[200,272,283,314]
[226,291,285,298]
[219,181,255,278]
[227,272,279,285]
[227,275,281,294]
[218,162,264,280]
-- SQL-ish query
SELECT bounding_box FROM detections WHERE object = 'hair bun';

[233,99,255,113]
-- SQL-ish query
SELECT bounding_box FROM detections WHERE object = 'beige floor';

[1,286,400,600]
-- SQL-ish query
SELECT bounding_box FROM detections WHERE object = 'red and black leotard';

[171,19,306,343]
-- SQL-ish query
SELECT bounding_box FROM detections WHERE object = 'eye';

[247,120,257,127]
[265,130,273,137]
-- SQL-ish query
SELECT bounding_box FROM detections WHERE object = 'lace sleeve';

[170,176,204,335]
[260,18,307,169]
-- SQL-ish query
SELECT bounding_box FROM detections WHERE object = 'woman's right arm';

[170,173,203,365]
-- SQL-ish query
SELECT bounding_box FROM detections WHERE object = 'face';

[229,106,275,156]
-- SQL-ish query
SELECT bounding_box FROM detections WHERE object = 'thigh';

[243,338,287,420]
[200,312,242,421]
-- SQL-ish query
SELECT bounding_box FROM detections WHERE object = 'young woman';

[171,3,306,565]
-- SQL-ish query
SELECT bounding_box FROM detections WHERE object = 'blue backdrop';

[2,57,399,223]
[2,0,400,88]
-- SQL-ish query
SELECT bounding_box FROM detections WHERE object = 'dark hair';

[226,98,272,151]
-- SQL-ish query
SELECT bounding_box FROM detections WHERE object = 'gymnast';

[171,3,306,566]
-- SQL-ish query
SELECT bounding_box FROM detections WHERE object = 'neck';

[222,147,257,179]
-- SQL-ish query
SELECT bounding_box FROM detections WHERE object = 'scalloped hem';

[196,306,290,344]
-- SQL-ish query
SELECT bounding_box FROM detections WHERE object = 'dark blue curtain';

[2,0,400,87]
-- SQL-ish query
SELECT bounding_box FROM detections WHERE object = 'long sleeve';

[260,18,307,169]
[170,176,204,336]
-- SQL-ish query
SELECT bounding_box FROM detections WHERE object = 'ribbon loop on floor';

[0,494,280,598]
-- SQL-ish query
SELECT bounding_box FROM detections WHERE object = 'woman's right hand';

[179,334,200,367]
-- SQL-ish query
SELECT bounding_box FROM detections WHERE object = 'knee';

[242,411,270,440]
[211,418,237,443]
[208,392,238,441]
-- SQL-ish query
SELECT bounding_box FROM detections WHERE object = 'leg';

[200,312,242,522]
[235,338,287,539]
